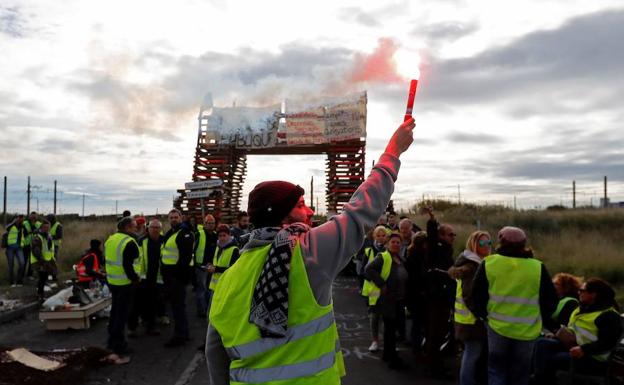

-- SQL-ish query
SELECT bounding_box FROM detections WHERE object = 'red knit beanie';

[248,181,304,228]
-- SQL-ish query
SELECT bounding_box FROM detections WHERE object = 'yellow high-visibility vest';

[210,242,345,385]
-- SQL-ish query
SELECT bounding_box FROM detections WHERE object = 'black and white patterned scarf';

[249,223,310,338]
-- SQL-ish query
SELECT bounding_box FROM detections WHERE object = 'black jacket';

[424,218,455,304]
[575,304,622,357]
[161,222,195,282]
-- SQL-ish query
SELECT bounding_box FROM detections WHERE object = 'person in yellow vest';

[532,278,622,383]
[205,117,414,385]
[447,230,492,385]
[205,224,239,313]
[194,214,218,317]
[30,220,57,301]
[46,214,63,258]
[365,233,409,370]
[551,273,582,326]
[128,219,164,337]
[5,215,26,286]
[22,211,41,278]
[360,225,388,352]
[105,216,140,356]
[161,209,195,348]
[471,226,558,385]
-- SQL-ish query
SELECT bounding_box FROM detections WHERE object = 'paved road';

[0,277,457,385]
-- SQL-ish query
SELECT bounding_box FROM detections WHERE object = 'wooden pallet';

[39,297,111,330]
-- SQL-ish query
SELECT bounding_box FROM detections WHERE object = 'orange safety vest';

[76,252,101,282]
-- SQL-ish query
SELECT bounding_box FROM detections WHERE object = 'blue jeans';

[532,338,570,381]
[487,327,536,385]
[461,339,487,385]
[6,247,25,284]
[194,268,209,317]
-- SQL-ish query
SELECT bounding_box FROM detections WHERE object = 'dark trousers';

[424,301,452,374]
[107,284,135,354]
[37,270,47,296]
[6,247,25,285]
[383,316,399,362]
[165,278,189,340]
[532,338,608,384]
[128,281,158,332]
[23,245,32,277]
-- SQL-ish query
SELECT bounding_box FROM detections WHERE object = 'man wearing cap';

[205,118,415,385]
[471,226,558,385]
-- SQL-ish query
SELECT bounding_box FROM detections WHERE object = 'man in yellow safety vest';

[205,118,415,385]
[471,226,558,385]
[104,216,140,356]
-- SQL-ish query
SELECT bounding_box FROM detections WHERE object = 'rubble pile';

[0,347,110,385]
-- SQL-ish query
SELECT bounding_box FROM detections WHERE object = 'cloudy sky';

[1,0,623,216]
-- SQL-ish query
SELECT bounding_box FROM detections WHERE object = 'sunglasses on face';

[478,239,493,247]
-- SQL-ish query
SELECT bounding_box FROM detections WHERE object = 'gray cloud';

[446,131,503,144]
[0,6,24,38]
[418,8,624,116]
[416,21,479,44]
[338,7,380,27]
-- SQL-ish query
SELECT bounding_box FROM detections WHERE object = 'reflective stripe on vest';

[195,225,206,265]
[105,233,138,286]
[552,296,578,321]
[162,230,180,265]
[7,225,21,247]
[50,222,62,246]
[454,278,477,325]
[162,230,194,266]
[209,245,237,291]
[568,307,618,362]
[361,251,392,306]
[360,247,376,297]
[210,242,344,385]
[140,237,163,283]
[485,254,542,340]
[30,233,55,263]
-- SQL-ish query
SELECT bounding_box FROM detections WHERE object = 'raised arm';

[300,118,415,305]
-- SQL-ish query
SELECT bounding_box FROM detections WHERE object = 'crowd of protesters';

[2,211,63,300]
[356,207,622,384]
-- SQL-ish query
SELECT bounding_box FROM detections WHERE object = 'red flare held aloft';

[404,79,418,122]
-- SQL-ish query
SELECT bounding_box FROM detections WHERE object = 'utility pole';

[3,176,6,226]
[457,184,461,204]
[82,193,85,217]
[572,180,576,209]
[514,196,517,211]
[27,176,31,214]
[310,176,314,209]
[115,200,118,216]
[53,180,57,214]
[604,176,608,208]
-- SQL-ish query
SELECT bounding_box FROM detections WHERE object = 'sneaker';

[10,284,17,288]
[16,284,23,287]
[158,316,171,325]
[127,330,139,339]
[368,341,379,352]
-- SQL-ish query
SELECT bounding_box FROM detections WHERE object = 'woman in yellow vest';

[551,273,581,326]
[447,230,491,385]
[360,225,388,352]
[532,278,622,383]
[365,233,409,370]
[205,225,240,313]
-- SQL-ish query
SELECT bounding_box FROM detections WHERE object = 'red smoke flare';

[350,37,403,84]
